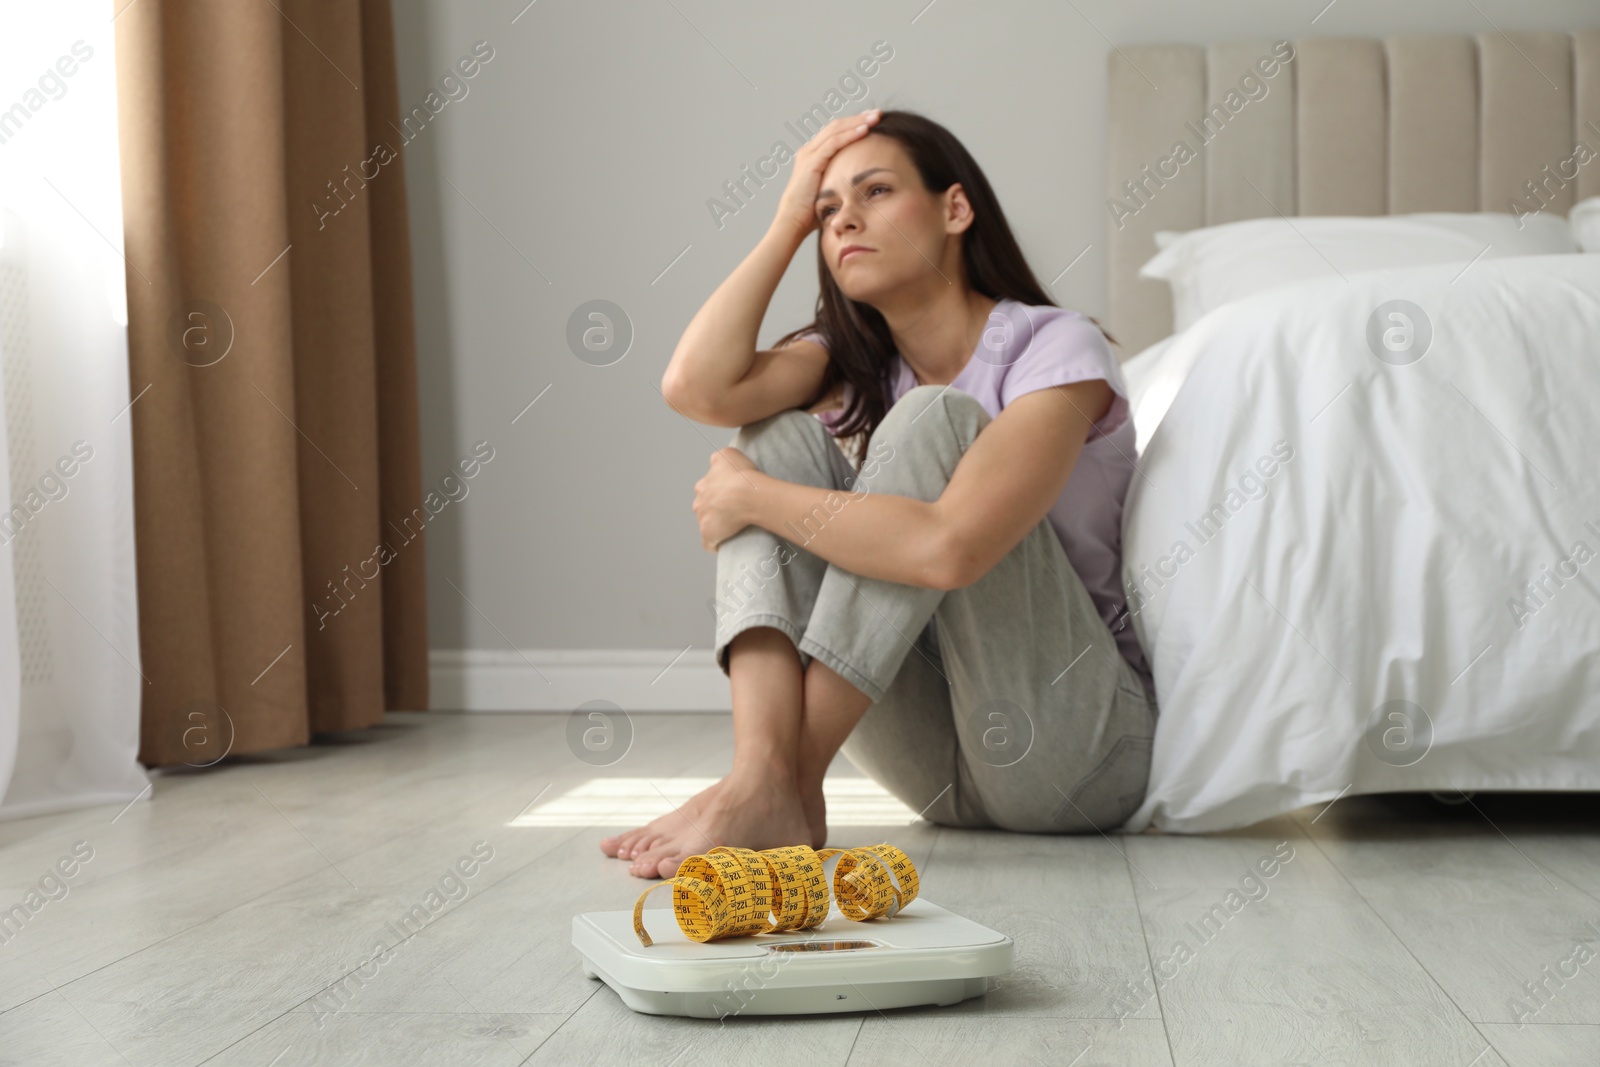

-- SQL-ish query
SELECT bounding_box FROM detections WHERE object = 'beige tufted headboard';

[1106,30,1600,358]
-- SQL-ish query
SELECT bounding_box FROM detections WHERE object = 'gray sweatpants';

[709,385,1158,834]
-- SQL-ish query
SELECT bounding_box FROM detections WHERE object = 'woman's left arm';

[695,379,1112,591]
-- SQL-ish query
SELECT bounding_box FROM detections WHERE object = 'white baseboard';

[429,649,732,712]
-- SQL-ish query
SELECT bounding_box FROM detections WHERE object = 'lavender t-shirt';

[798,298,1152,687]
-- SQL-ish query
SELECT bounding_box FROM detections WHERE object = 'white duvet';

[1119,254,1600,833]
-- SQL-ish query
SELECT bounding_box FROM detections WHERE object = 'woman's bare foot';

[599,779,724,860]
[601,774,830,861]
[625,767,814,879]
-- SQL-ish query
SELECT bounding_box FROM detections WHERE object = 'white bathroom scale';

[572,897,1014,1018]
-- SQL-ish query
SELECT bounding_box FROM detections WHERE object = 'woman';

[602,108,1157,880]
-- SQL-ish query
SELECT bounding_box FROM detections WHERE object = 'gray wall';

[391,0,1597,659]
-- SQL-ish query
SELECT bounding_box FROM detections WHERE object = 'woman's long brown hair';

[773,109,1115,468]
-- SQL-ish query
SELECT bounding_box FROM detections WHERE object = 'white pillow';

[1139,212,1579,332]
[1571,196,1600,253]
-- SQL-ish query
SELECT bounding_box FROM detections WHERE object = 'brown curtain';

[113,0,429,766]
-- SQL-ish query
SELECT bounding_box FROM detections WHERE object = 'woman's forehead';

[820,135,910,188]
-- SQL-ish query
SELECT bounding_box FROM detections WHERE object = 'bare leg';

[604,627,808,876]
[607,628,874,880]
[794,656,874,834]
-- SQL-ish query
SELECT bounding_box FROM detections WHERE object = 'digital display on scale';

[763,939,880,952]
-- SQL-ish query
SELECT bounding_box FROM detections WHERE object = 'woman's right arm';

[660,110,881,427]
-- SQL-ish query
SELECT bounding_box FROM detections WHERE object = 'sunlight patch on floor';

[507,776,920,828]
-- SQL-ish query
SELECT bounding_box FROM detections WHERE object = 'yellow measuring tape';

[631,843,919,948]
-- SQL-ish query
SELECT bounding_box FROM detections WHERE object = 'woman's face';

[813,135,965,305]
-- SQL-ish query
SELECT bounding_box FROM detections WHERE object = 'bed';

[1104,30,1600,832]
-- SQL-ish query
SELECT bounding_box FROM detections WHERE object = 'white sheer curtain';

[0,4,148,819]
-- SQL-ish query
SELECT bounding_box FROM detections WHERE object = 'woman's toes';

[629,839,691,880]
[612,829,660,860]
[629,849,667,879]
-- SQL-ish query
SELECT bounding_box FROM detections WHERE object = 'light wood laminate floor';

[2,712,1598,1066]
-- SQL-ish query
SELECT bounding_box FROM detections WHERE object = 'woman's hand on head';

[694,446,763,551]
[771,109,883,241]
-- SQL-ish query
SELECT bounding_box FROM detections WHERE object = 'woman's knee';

[733,406,825,450]
[731,407,837,481]
[869,387,990,474]
[877,385,988,437]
